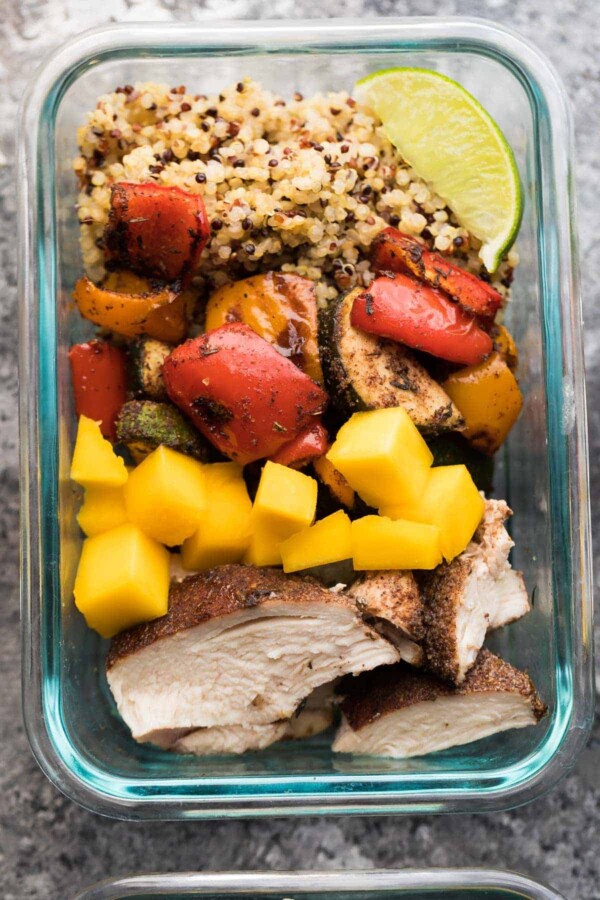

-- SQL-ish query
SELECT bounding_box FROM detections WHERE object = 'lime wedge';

[355,67,522,272]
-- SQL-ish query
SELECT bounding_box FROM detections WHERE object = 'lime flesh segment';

[355,67,522,272]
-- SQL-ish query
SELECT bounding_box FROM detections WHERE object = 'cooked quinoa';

[74,78,518,307]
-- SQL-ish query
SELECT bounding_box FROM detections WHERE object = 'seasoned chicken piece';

[173,722,288,756]
[106,565,399,748]
[333,649,546,759]
[284,681,337,740]
[346,571,425,665]
[420,499,530,684]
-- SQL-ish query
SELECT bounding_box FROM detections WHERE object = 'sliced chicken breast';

[420,499,530,684]
[106,565,399,747]
[284,681,337,740]
[346,570,425,665]
[333,648,546,759]
[172,721,288,756]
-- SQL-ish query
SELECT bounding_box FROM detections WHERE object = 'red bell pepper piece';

[69,340,129,442]
[270,419,329,469]
[163,323,328,465]
[351,274,493,366]
[104,182,210,282]
[371,227,503,320]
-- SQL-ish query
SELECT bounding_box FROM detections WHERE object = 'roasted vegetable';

[351,274,493,366]
[270,419,329,469]
[163,324,328,464]
[371,227,503,319]
[130,337,172,401]
[74,523,170,638]
[492,324,518,372]
[69,340,129,441]
[205,272,323,383]
[319,287,463,434]
[313,455,356,510]
[427,434,494,494]
[442,352,523,455]
[73,275,187,342]
[116,400,211,464]
[104,182,210,282]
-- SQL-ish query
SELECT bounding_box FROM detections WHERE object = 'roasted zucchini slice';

[130,337,172,401]
[319,287,464,434]
[116,400,211,464]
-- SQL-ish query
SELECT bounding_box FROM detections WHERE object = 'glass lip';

[74,868,566,899]
[18,16,594,819]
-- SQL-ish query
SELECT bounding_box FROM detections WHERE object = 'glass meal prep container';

[75,869,566,899]
[19,17,593,819]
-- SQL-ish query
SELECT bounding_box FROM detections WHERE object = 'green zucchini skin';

[116,400,211,464]
[319,288,464,435]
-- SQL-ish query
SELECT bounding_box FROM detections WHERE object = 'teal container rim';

[18,17,594,819]
[74,868,566,899]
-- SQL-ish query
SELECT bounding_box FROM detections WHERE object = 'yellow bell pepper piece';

[442,353,523,456]
[280,510,353,573]
[352,515,442,571]
[312,456,355,509]
[77,486,128,537]
[74,523,170,638]
[380,465,485,562]
[181,465,252,570]
[327,407,433,508]
[70,415,128,488]
[493,325,518,372]
[124,445,207,546]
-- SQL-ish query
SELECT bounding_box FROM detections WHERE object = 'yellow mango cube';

[280,510,352,573]
[77,486,128,537]
[252,461,318,531]
[243,520,297,567]
[70,415,128,488]
[124,445,206,546]
[327,408,433,509]
[73,523,170,637]
[380,465,485,562]
[352,515,442,570]
[182,467,252,570]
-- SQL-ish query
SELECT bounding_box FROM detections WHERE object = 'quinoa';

[74,78,517,308]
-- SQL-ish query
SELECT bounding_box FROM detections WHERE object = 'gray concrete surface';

[1,2,599,898]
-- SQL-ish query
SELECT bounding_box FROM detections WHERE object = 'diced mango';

[243,520,298,567]
[252,461,318,531]
[380,465,485,562]
[77,486,128,537]
[352,515,442,570]
[280,510,352,573]
[70,415,128,488]
[73,523,170,637]
[124,445,207,546]
[182,466,252,570]
[442,353,523,456]
[326,408,433,508]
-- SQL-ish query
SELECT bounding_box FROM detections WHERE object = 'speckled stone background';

[1,2,599,898]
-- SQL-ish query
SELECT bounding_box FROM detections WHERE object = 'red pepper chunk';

[69,341,129,442]
[270,419,329,469]
[351,274,493,366]
[104,182,210,283]
[371,227,503,320]
[163,323,328,465]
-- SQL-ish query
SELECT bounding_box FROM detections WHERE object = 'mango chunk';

[182,465,252,570]
[380,465,485,562]
[252,461,318,530]
[352,515,442,570]
[77,486,128,537]
[73,523,170,638]
[124,445,207,546]
[243,520,294,567]
[442,353,523,455]
[71,415,128,488]
[327,408,433,508]
[280,510,352,573]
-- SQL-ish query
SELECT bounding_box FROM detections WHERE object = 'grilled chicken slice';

[333,649,546,759]
[420,499,530,684]
[106,565,399,747]
[284,681,337,740]
[346,571,425,665]
[172,721,288,756]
